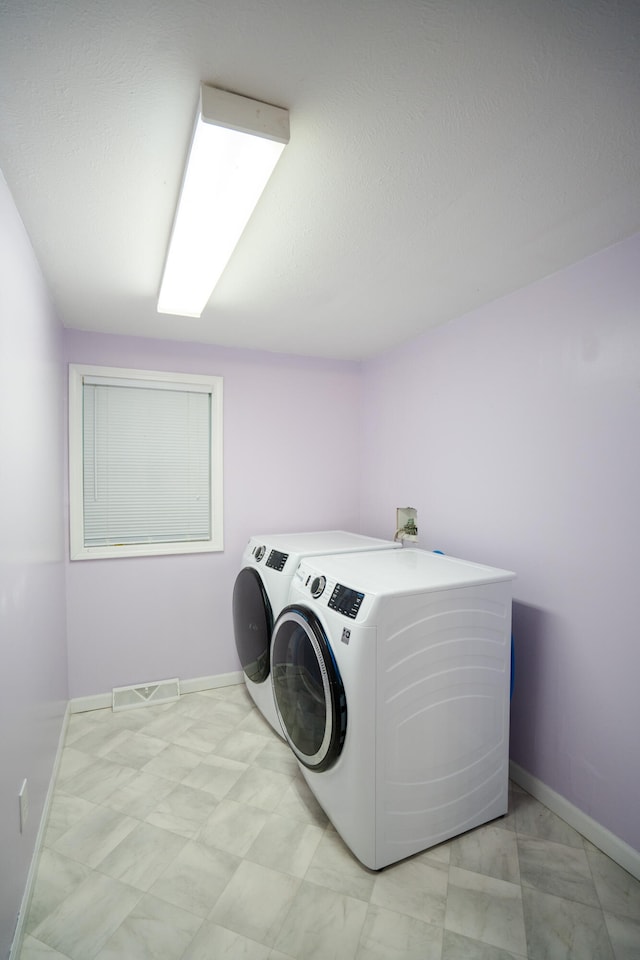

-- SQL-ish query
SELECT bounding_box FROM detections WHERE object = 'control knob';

[254,545,266,562]
[311,575,326,598]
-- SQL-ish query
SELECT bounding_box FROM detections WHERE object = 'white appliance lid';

[249,530,400,556]
[298,547,515,596]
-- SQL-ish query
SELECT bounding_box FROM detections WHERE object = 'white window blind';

[69,365,223,560]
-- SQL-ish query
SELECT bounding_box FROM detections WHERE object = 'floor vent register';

[112,677,180,712]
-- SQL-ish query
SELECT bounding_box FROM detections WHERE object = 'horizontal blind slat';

[83,375,213,393]
[83,384,212,546]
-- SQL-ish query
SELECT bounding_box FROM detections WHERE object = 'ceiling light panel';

[158,85,289,318]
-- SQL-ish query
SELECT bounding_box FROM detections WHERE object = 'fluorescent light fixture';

[158,85,289,317]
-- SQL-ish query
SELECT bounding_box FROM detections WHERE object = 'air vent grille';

[112,678,180,712]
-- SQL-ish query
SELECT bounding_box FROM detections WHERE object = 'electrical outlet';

[19,779,28,833]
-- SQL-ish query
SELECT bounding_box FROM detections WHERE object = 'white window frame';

[69,364,223,560]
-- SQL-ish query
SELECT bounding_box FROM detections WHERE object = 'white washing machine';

[270,548,515,869]
[232,531,400,736]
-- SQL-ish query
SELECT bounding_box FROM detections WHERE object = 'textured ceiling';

[1,0,639,360]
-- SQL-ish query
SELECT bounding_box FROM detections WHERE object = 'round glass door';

[232,568,273,683]
[271,605,346,771]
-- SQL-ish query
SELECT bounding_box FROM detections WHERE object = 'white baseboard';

[10,703,70,960]
[180,671,243,694]
[510,760,640,881]
[69,670,244,713]
[69,691,112,713]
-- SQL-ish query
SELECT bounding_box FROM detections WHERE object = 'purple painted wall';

[5,159,636,957]
[360,233,640,853]
[0,173,68,954]
[63,331,362,698]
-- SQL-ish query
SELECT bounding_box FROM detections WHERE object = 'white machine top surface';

[298,548,515,596]
[248,531,400,557]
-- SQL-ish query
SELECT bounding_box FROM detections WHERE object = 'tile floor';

[19,685,640,960]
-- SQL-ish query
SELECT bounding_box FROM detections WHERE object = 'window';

[69,364,223,560]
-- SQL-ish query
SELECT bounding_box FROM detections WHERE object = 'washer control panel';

[294,562,367,620]
[328,583,364,619]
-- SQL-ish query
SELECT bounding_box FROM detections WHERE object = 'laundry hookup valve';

[395,507,418,542]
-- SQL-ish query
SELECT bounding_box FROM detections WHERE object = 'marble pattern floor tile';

[181,921,271,960]
[449,823,520,884]
[253,737,300,778]
[56,756,139,805]
[445,866,527,956]
[170,718,233,754]
[517,835,600,907]
[181,753,248,800]
[140,743,204,781]
[102,769,176,819]
[25,850,92,935]
[238,707,278,737]
[245,812,324,878]
[371,856,449,926]
[30,872,142,960]
[275,777,329,828]
[19,936,73,959]
[212,728,272,764]
[512,789,585,849]
[273,881,368,960]
[149,840,240,918]
[41,794,97,848]
[521,885,615,960]
[17,686,640,960]
[226,763,295,812]
[69,727,132,759]
[135,711,195,742]
[415,838,452,867]
[107,703,176,731]
[101,730,169,768]
[355,903,443,960]
[305,827,377,901]
[585,841,640,921]
[53,747,94,783]
[604,911,640,960]
[51,805,138,869]
[144,781,219,838]
[198,796,270,857]
[95,820,188,891]
[92,893,202,960]
[64,712,104,746]
[441,929,527,959]
[209,860,300,947]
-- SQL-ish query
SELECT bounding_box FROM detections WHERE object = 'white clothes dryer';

[232,531,400,736]
[270,548,515,868]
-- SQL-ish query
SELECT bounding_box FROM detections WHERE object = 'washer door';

[271,605,347,772]
[232,568,273,683]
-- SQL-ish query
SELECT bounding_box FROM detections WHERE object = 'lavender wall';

[63,331,362,698]
[360,233,640,853]
[0,173,68,954]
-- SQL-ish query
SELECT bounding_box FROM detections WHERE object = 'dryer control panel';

[265,549,288,571]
